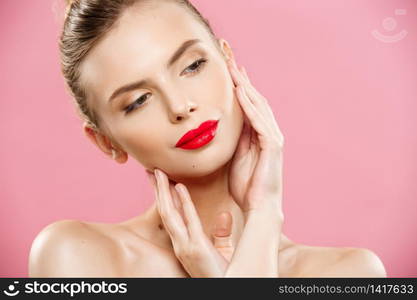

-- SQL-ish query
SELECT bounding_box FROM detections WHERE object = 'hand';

[146,169,235,277]
[227,58,285,217]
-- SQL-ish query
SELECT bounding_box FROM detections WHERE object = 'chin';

[163,144,233,182]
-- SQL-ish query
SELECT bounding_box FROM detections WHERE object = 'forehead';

[79,1,214,106]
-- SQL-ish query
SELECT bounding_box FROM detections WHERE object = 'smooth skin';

[28,0,386,278]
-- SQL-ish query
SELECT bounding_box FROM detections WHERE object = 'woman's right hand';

[146,169,235,277]
[227,58,285,218]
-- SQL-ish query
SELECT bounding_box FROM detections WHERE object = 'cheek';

[200,63,244,151]
[196,62,234,110]
[112,119,167,167]
[208,63,241,119]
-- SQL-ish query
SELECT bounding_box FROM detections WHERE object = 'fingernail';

[174,183,182,194]
[215,222,229,234]
[154,169,160,179]
[227,58,236,68]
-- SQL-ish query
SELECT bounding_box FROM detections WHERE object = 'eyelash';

[123,58,208,115]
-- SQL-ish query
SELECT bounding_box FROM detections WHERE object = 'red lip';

[175,120,219,149]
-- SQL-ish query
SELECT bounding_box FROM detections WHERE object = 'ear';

[217,38,235,62]
[83,122,128,163]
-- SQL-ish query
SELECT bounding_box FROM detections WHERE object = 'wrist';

[243,203,284,222]
[243,206,284,229]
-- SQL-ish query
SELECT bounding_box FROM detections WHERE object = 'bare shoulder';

[332,247,387,277]
[28,219,120,277]
[296,245,387,277]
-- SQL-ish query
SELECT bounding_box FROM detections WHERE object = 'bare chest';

[115,241,190,277]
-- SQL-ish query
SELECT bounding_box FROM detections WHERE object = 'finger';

[229,60,261,108]
[233,117,252,159]
[227,59,238,88]
[230,63,274,127]
[237,65,262,101]
[238,65,271,113]
[235,84,270,139]
[230,58,243,82]
[243,71,283,138]
[212,211,234,262]
[213,211,232,238]
[230,61,260,101]
[238,66,261,103]
[229,61,280,134]
[154,169,188,242]
[228,59,248,90]
[239,66,252,86]
[240,66,250,83]
[169,181,185,221]
[147,171,160,213]
[174,183,205,239]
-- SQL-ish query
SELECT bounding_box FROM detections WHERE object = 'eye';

[181,58,207,76]
[122,59,207,115]
[124,92,150,115]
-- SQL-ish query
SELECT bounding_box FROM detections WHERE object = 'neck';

[129,160,294,252]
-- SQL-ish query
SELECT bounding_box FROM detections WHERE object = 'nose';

[163,89,198,123]
[172,104,196,122]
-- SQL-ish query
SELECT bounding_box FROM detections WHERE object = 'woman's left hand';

[227,58,285,216]
[146,169,234,277]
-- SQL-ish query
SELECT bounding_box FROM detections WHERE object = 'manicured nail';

[174,183,182,194]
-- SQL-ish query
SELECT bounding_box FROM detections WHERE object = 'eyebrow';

[108,38,201,103]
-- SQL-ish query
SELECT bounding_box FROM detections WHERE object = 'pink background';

[1,0,416,277]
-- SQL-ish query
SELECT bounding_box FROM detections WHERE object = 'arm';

[223,208,283,277]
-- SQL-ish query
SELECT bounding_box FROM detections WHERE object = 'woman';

[28,0,386,277]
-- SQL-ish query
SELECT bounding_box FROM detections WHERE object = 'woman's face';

[80,1,244,180]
